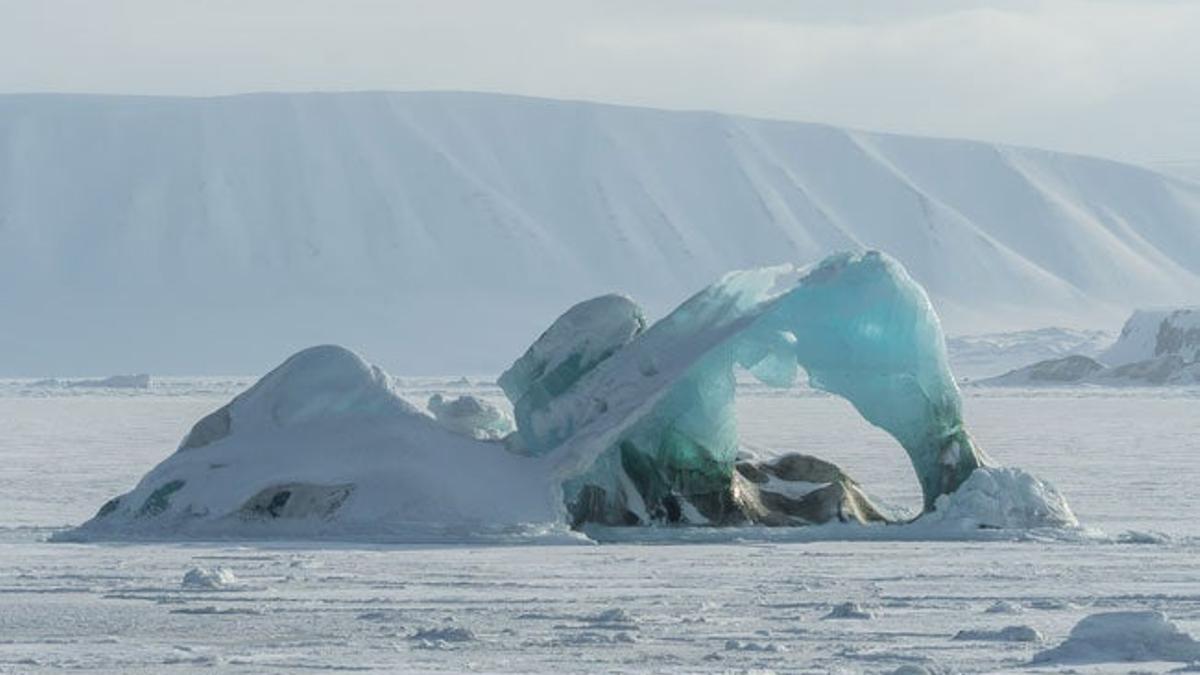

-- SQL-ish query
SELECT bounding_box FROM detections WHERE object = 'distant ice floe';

[952,625,1042,642]
[28,374,151,389]
[61,251,1080,544]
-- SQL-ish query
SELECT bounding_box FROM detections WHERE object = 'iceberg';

[65,251,1074,541]
[977,307,1200,386]
[521,251,988,525]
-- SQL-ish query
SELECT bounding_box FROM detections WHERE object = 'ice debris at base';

[918,467,1077,530]
[64,251,1078,541]
[181,567,238,590]
[1033,611,1200,664]
[427,393,514,440]
[952,625,1042,642]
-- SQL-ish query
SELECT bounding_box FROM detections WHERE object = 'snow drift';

[4,91,1200,376]
[64,252,1074,542]
[1033,611,1200,664]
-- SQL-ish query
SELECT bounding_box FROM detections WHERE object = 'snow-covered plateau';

[3,91,1200,376]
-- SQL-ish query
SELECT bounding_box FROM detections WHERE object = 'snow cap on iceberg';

[179,344,416,451]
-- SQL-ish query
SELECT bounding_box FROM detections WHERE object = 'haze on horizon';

[3,0,1200,166]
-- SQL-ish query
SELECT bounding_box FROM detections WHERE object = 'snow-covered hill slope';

[3,92,1199,375]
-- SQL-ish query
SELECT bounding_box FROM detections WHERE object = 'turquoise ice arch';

[501,251,990,524]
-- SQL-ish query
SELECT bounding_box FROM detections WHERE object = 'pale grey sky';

[2,0,1198,164]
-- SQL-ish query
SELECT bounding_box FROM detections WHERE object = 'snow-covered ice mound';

[181,566,238,590]
[62,345,565,541]
[1033,611,1200,664]
[917,467,1077,530]
[64,251,1077,542]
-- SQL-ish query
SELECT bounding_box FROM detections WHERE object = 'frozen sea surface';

[1,379,1198,673]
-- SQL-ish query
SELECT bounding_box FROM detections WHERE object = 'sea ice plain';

[63,252,1074,541]
[2,380,1199,673]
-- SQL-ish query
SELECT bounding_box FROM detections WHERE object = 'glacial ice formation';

[66,251,1075,541]
[978,307,1200,386]
[518,250,988,525]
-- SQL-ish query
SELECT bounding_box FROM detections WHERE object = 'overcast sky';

[3,0,1198,164]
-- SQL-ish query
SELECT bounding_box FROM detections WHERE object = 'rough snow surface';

[0,382,1198,672]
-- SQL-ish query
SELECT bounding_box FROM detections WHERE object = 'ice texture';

[499,294,646,454]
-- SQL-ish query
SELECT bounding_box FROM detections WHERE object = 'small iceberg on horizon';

[61,251,1076,543]
[30,373,152,389]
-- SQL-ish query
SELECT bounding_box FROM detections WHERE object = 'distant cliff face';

[3,92,1200,374]
[978,308,1200,387]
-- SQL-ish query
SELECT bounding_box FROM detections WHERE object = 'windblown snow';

[2,91,1200,375]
